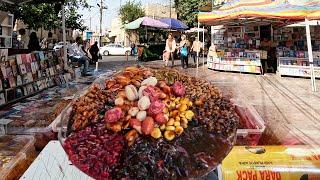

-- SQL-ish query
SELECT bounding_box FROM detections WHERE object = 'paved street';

[96,56,320,146]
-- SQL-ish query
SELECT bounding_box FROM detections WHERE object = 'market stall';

[198,0,320,91]
[125,17,169,61]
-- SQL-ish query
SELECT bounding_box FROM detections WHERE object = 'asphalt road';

[97,55,138,72]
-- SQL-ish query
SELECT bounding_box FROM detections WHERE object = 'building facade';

[144,3,177,19]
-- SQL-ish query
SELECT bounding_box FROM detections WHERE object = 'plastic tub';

[0,135,36,180]
[234,102,266,146]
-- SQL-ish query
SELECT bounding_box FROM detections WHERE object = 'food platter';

[58,67,239,179]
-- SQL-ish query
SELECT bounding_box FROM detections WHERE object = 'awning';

[125,17,170,30]
[198,0,320,25]
[159,18,188,30]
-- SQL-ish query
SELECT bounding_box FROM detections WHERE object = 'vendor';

[260,38,272,74]
[68,37,90,76]
[208,43,218,60]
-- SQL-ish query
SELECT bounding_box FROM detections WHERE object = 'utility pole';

[169,0,172,19]
[89,17,92,31]
[97,1,107,47]
[100,0,103,36]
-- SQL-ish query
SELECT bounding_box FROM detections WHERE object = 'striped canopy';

[198,0,320,25]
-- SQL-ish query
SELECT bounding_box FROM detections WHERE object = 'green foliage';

[173,0,208,27]
[65,7,87,31]
[119,1,145,25]
[0,0,87,31]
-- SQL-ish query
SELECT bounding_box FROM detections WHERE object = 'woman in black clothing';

[89,41,99,63]
[28,32,40,51]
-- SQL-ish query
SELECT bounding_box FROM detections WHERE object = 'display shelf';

[3,72,64,91]
[215,62,262,66]
[279,65,320,69]
[278,67,320,78]
[0,11,13,49]
[209,67,262,74]
[0,51,69,107]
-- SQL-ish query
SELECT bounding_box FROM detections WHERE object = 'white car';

[53,42,69,51]
[99,44,131,56]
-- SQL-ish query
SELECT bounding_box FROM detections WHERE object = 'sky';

[80,0,170,31]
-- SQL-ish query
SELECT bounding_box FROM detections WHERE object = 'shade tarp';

[159,18,189,30]
[198,0,320,24]
[125,17,170,30]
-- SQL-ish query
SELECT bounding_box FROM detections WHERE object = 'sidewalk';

[145,60,320,146]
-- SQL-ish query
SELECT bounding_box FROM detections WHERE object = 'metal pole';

[62,3,68,70]
[99,0,103,47]
[305,18,317,92]
[212,0,214,11]
[202,26,205,68]
[169,0,172,19]
[197,21,200,70]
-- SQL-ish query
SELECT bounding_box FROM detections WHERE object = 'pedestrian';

[28,32,41,51]
[68,37,90,76]
[179,35,189,69]
[191,37,202,66]
[89,41,99,64]
[131,43,136,56]
[164,33,176,67]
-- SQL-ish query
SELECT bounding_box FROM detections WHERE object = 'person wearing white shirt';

[68,37,89,76]
[164,33,176,67]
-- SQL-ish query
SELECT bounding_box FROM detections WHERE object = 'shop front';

[198,0,320,91]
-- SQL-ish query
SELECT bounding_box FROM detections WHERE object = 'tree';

[173,0,208,27]
[65,7,87,31]
[119,1,145,25]
[0,0,88,31]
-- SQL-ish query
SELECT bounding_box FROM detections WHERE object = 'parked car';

[99,44,131,56]
[53,42,69,51]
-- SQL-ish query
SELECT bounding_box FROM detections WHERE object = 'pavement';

[96,55,320,146]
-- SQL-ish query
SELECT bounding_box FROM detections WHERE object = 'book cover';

[26,72,33,82]
[19,64,27,74]
[16,54,22,65]
[11,65,18,76]
[31,62,37,74]
[6,89,15,102]
[21,54,28,64]
[0,49,8,62]
[5,67,13,77]
[15,88,23,98]
[33,83,39,92]
[49,67,55,76]
[37,70,42,78]
[16,75,22,86]
[23,86,27,95]
[8,57,16,66]
[26,53,32,63]
[1,64,7,78]
[35,52,40,61]
[26,84,34,94]
[8,77,16,88]
[25,63,32,73]
[31,53,37,62]
[0,93,5,105]
[22,74,29,84]
[39,51,45,60]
